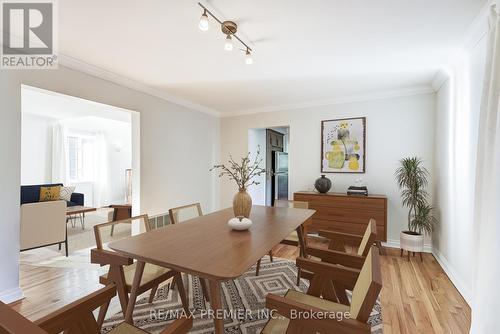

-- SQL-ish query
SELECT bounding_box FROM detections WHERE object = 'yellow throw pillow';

[39,186,61,202]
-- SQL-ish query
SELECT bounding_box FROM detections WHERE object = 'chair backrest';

[35,285,116,334]
[274,199,309,209]
[349,246,382,322]
[0,284,193,334]
[0,301,49,334]
[20,200,66,250]
[357,219,377,256]
[93,214,149,250]
[169,203,202,224]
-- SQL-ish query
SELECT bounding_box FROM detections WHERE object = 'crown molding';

[432,0,492,92]
[461,0,491,51]
[221,86,435,118]
[431,69,450,92]
[57,54,221,117]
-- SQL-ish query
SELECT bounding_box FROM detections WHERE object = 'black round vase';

[315,175,332,193]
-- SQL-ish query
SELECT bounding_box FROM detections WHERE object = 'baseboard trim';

[432,248,472,305]
[0,287,24,304]
[382,238,433,253]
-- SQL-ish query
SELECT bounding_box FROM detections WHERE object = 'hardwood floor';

[11,241,470,333]
[12,265,103,320]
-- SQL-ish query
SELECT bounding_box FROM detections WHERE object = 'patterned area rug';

[102,256,383,333]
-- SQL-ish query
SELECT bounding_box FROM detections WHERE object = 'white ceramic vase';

[228,216,252,231]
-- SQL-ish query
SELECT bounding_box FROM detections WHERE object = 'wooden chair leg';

[419,252,423,262]
[148,284,159,303]
[199,277,210,302]
[174,272,189,313]
[400,248,403,257]
[255,259,261,276]
[109,265,129,318]
[407,251,410,261]
[296,268,301,286]
[97,299,111,329]
[125,261,145,323]
[269,250,273,262]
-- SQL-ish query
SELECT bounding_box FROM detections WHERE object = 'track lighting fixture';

[197,2,254,63]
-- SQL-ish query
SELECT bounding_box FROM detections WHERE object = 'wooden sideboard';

[294,191,387,241]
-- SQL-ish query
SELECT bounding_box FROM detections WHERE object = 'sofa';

[21,183,84,206]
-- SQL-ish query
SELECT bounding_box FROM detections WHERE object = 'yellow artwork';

[321,117,365,173]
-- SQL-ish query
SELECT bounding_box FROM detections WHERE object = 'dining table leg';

[208,279,224,334]
[125,260,145,324]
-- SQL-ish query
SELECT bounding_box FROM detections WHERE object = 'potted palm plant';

[396,157,438,256]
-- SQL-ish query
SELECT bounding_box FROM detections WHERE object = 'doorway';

[20,85,140,261]
[248,126,290,206]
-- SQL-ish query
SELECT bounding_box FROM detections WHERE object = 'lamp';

[245,48,253,64]
[199,9,209,31]
[224,35,233,51]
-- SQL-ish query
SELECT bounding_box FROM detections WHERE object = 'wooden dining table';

[108,205,315,334]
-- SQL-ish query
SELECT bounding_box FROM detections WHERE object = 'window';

[67,135,95,182]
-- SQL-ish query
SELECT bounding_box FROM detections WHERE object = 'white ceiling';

[58,0,487,115]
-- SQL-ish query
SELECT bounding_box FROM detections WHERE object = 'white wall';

[20,114,55,184]
[0,65,220,303]
[432,27,487,304]
[221,93,436,245]
[247,128,267,205]
[105,120,132,204]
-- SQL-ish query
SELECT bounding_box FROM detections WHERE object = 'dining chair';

[255,200,309,276]
[316,218,378,257]
[92,214,189,324]
[274,199,309,245]
[0,284,193,334]
[168,203,209,301]
[261,246,382,334]
[169,203,203,224]
[298,219,378,303]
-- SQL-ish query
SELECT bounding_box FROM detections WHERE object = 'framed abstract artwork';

[321,117,366,173]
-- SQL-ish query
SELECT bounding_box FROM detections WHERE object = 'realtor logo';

[1,0,57,69]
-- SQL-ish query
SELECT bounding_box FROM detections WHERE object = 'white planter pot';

[400,231,424,252]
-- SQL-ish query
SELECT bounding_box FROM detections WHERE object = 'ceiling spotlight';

[224,35,233,51]
[199,9,209,31]
[245,49,253,65]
